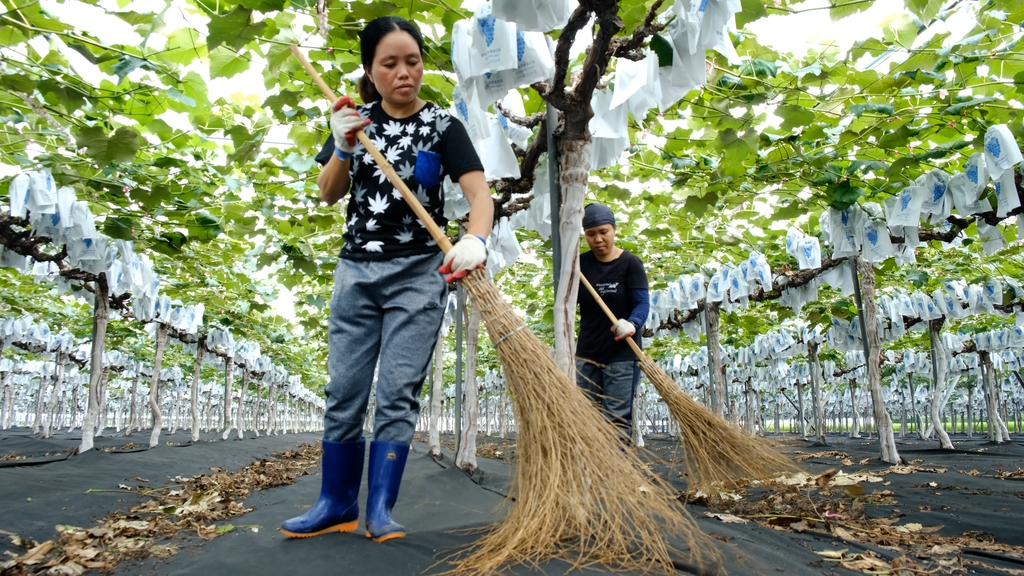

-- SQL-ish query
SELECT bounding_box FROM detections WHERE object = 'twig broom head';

[576,271,801,492]
[448,270,721,576]
[639,357,804,491]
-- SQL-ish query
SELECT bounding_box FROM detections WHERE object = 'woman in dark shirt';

[575,203,649,445]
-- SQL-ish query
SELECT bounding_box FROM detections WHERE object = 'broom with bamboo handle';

[291,45,720,575]
[579,273,801,489]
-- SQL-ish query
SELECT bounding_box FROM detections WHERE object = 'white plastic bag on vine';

[860,220,893,263]
[492,0,573,32]
[453,4,518,82]
[828,205,863,258]
[885,186,925,229]
[451,83,490,142]
[485,216,522,277]
[442,176,470,221]
[948,171,992,216]
[700,0,740,61]
[628,50,661,120]
[0,247,26,272]
[33,211,65,244]
[8,173,30,218]
[963,152,988,203]
[27,169,57,214]
[610,56,647,111]
[475,116,521,179]
[589,88,628,170]
[515,156,552,240]
[507,30,555,88]
[976,219,1005,256]
[995,168,1020,218]
[799,236,822,269]
[706,270,725,303]
[983,124,1022,180]
[918,169,951,224]
[497,112,532,149]
[32,261,59,284]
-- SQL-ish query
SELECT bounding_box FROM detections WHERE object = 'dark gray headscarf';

[582,203,615,230]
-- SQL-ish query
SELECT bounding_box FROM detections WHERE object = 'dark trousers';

[575,358,640,444]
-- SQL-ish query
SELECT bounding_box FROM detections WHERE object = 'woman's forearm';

[627,289,650,328]
[317,153,351,205]
[458,170,494,239]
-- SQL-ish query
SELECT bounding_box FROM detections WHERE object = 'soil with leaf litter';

[412,431,517,462]
[659,433,1024,575]
[5,428,1024,575]
[1,442,321,575]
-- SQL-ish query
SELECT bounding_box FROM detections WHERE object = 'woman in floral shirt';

[281,16,491,543]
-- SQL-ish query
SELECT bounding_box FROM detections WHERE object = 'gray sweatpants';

[575,358,640,444]
[324,251,447,444]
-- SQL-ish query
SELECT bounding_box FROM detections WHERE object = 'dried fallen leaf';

[776,472,813,486]
[833,472,884,486]
[816,469,838,489]
[149,545,177,558]
[790,520,810,532]
[889,465,916,475]
[46,561,86,575]
[928,544,959,556]
[67,546,99,560]
[703,512,748,524]
[795,451,851,462]
[843,553,890,571]
[18,540,54,565]
[833,527,858,542]
[816,549,848,559]
[109,520,149,531]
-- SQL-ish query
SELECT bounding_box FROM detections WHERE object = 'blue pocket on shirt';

[414,150,442,188]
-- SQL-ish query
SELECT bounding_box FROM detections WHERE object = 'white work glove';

[439,235,487,283]
[330,96,370,159]
[611,319,636,341]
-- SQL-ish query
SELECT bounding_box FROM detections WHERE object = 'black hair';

[357,16,425,104]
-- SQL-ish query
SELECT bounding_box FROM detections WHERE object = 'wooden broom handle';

[289,45,453,253]
[579,273,646,361]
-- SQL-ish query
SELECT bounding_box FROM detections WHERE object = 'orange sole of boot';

[279,520,358,538]
[366,531,406,543]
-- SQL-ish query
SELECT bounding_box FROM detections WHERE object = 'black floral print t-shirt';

[315,101,483,261]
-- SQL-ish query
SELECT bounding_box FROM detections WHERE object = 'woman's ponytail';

[358,74,382,104]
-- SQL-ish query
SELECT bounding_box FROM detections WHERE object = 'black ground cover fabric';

[644,433,1024,546]
[0,428,322,554]
[3,427,1024,575]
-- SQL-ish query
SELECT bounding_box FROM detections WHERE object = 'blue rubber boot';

[365,441,409,542]
[280,438,364,538]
